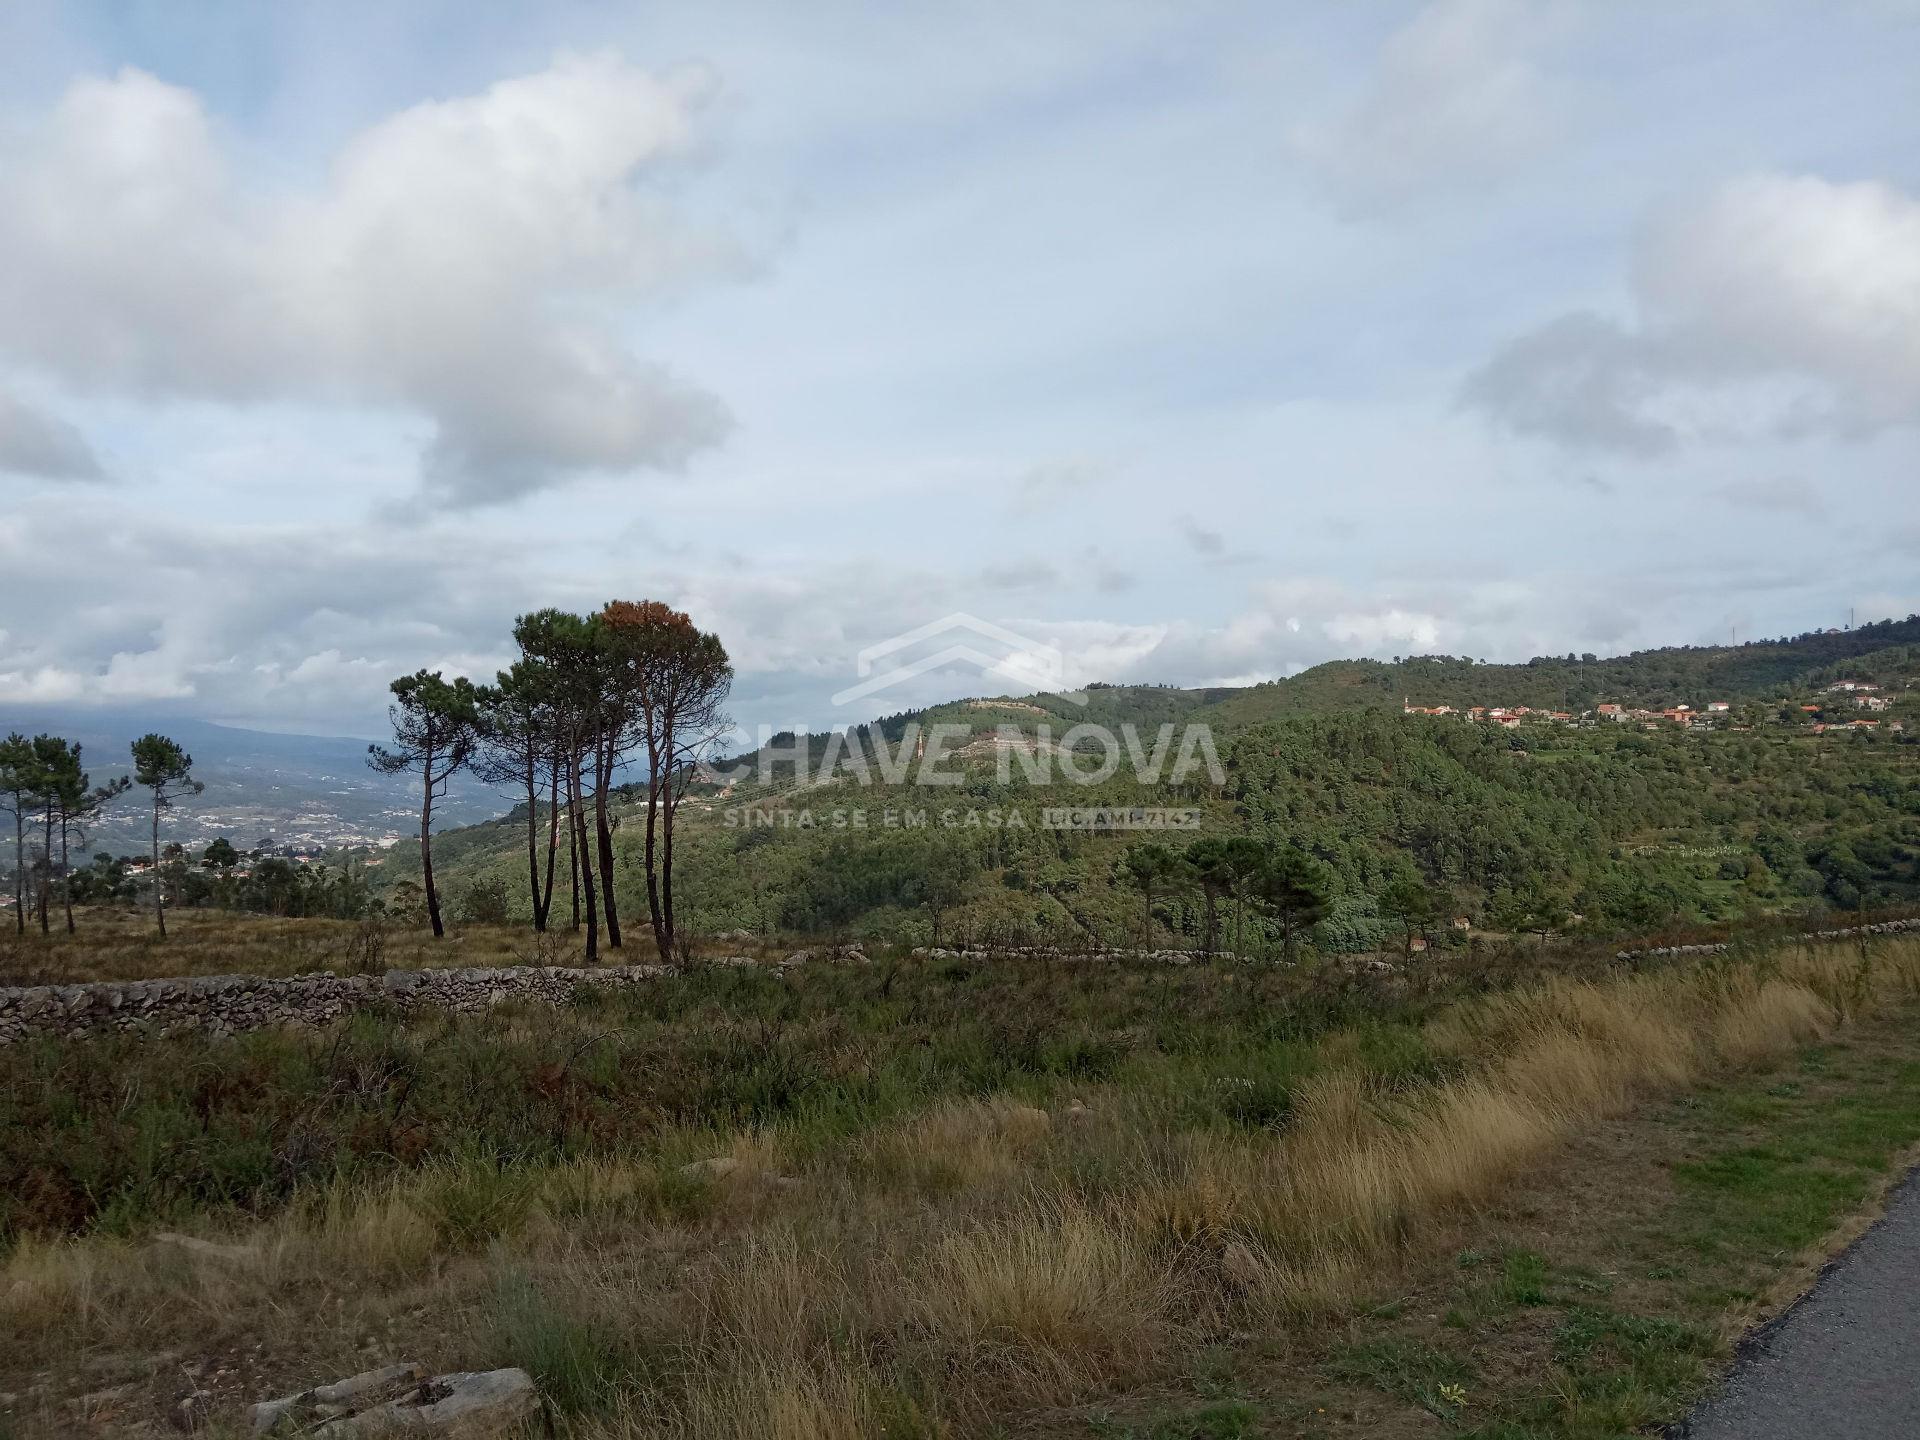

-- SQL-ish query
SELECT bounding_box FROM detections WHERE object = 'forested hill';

[1201,615,1920,725]
[399,698,1920,953]
[761,615,1920,758]
[387,616,1920,953]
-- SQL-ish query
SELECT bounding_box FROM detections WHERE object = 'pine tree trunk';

[593,730,621,947]
[568,796,580,928]
[421,773,443,939]
[643,740,670,961]
[60,814,73,934]
[39,807,53,935]
[537,763,560,931]
[661,786,678,955]
[523,750,541,931]
[152,795,165,939]
[571,752,598,962]
[11,808,22,935]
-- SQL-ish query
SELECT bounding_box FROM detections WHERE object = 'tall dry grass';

[7,937,1919,1438]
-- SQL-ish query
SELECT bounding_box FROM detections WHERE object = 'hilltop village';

[1403,678,1909,734]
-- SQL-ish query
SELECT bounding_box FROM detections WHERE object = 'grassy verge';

[1093,995,1920,1439]
[4,937,1919,1437]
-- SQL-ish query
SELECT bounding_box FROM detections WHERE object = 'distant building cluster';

[1594,702,1731,729]
[1401,700,1632,728]
[1807,680,1905,733]
[1403,677,1909,736]
[1830,681,1893,711]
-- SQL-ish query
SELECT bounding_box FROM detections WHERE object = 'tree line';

[1118,837,1392,960]
[1,599,731,954]
[369,600,731,963]
[60,840,387,922]
[0,733,202,937]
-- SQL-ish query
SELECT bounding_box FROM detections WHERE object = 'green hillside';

[380,618,1920,956]
[748,617,1920,759]
[1198,615,1920,728]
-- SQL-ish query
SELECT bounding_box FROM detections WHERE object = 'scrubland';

[5,930,1919,1437]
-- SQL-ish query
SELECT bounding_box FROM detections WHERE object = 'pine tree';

[368,671,481,939]
[131,735,202,939]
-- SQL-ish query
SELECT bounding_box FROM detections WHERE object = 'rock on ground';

[251,1365,535,1436]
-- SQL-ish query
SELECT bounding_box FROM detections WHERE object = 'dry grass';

[863,1096,1054,1195]
[7,936,1920,1437]
[660,1354,878,1440]
[922,1203,1170,1398]
[1709,979,1837,1067]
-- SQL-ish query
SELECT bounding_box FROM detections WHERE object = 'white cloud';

[0,54,743,504]
[1293,0,1563,216]
[1466,173,1920,453]
[0,665,86,705]
[1324,607,1445,651]
[0,387,102,479]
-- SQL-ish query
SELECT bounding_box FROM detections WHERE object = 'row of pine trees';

[0,732,200,937]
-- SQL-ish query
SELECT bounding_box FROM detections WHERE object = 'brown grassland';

[5,921,1920,1438]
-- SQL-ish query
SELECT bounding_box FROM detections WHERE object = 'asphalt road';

[1681,1165,1920,1438]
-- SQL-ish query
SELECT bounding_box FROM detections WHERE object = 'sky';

[0,0,1917,740]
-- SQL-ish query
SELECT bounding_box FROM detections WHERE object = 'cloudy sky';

[1,0,1916,738]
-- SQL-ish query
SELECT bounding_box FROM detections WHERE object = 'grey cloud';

[1465,174,1920,456]
[976,558,1062,591]
[1079,547,1137,595]
[1461,311,1679,456]
[1010,459,1101,513]
[0,389,103,480]
[0,504,546,728]
[1293,0,1563,217]
[0,56,744,506]
[1576,608,1638,645]
[1709,476,1828,522]
[1179,516,1226,555]
[5,495,1903,741]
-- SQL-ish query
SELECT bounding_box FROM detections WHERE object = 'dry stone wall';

[1615,916,1920,961]
[4,917,1916,1045]
[0,962,670,1045]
